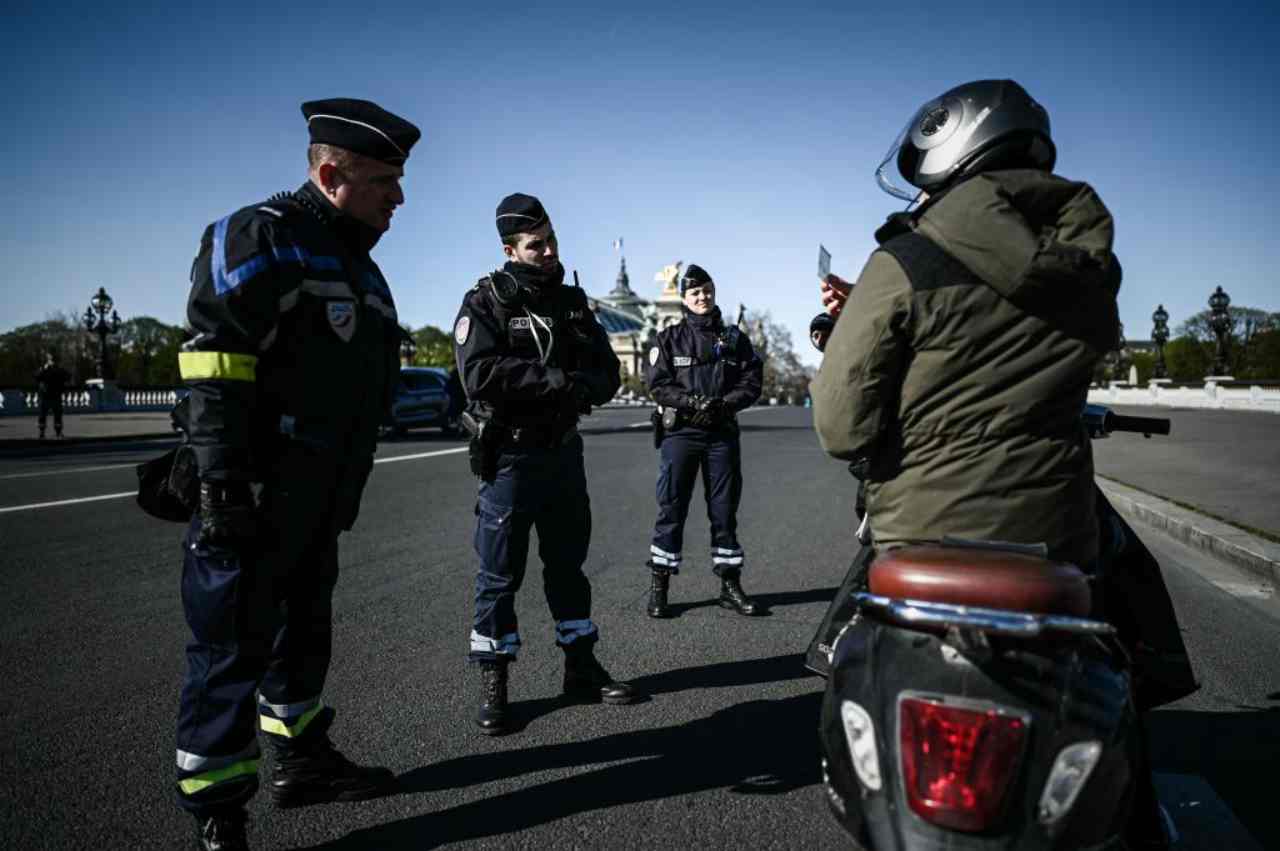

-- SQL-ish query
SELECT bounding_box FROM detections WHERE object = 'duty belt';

[504,424,578,449]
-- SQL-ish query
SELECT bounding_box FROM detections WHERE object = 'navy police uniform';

[35,359,70,438]
[454,259,620,660]
[646,268,763,583]
[174,99,417,822]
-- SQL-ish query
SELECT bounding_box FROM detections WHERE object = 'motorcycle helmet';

[876,79,1056,202]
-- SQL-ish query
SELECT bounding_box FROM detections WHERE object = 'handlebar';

[1083,404,1171,438]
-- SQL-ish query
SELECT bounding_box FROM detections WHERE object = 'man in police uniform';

[454,193,638,736]
[175,98,418,850]
[35,351,71,439]
[644,265,763,618]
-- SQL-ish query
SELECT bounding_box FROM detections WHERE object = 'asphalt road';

[1093,405,1280,538]
[0,406,1273,850]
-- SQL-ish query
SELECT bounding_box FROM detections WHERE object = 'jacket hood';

[911,170,1122,352]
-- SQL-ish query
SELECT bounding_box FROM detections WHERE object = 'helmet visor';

[875,118,921,202]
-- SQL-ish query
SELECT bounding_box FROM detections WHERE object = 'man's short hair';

[501,232,524,248]
[307,143,362,175]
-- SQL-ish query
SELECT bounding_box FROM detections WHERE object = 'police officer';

[174,99,418,850]
[645,264,763,618]
[35,351,70,439]
[454,193,638,736]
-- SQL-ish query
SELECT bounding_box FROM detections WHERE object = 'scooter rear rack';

[852,592,1116,638]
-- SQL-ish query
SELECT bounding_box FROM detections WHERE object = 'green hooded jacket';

[811,170,1121,566]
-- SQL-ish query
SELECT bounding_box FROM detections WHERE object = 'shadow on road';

[664,586,837,618]
[298,685,824,850]
[1147,706,1280,848]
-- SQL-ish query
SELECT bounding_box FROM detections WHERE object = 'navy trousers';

[470,434,596,661]
[175,449,342,816]
[649,427,744,576]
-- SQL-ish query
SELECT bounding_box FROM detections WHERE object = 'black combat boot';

[475,658,510,736]
[267,707,396,808]
[647,569,672,618]
[194,810,248,851]
[718,573,759,616]
[38,425,46,440]
[562,641,639,705]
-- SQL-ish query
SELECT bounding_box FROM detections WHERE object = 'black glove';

[196,480,258,549]
[704,397,727,425]
[566,372,596,412]
[687,395,720,429]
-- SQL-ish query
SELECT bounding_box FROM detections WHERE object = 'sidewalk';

[0,412,175,448]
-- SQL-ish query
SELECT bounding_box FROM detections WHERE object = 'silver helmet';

[876,79,1056,202]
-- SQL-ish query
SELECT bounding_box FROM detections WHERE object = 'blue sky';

[2,0,1276,365]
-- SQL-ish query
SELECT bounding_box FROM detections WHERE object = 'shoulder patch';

[454,315,471,345]
[649,347,660,366]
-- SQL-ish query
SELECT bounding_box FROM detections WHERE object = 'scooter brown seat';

[868,545,1092,617]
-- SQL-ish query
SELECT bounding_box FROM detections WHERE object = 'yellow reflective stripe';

[259,702,323,738]
[178,759,259,795]
[178,351,258,381]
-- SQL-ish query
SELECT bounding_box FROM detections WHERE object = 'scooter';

[811,405,1194,850]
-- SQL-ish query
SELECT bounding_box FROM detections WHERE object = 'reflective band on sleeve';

[177,758,259,795]
[259,702,323,738]
[365,293,397,320]
[178,351,258,381]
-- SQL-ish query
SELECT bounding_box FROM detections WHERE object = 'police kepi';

[644,264,764,618]
[173,97,418,850]
[453,192,640,735]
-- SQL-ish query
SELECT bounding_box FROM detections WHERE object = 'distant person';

[35,352,70,439]
[809,313,835,353]
[453,192,638,736]
[174,98,419,850]
[643,264,764,618]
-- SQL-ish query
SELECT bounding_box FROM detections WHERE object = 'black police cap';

[810,313,835,335]
[301,98,420,166]
[680,263,713,294]
[495,193,549,237]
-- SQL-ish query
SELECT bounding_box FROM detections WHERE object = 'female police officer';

[644,264,763,618]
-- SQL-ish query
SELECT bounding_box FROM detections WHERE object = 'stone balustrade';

[1086,380,1280,413]
[0,385,184,415]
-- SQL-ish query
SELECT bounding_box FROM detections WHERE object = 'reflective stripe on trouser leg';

[712,546,745,570]
[470,630,521,657]
[176,740,262,796]
[258,693,324,738]
[649,544,682,572]
[555,619,599,646]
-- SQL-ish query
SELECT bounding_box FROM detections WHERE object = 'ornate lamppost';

[82,286,121,379]
[1207,285,1232,377]
[1151,304,1170,380]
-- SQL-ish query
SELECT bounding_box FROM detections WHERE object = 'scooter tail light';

[899,695,1028,832]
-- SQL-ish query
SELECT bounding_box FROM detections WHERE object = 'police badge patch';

[455,315,471,345]
[327,300,356,342]
[649,347,660,366]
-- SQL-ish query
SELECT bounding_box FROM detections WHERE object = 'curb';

[1097,475,1280,584]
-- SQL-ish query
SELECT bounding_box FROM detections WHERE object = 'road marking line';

[374,447,469,465]
[0,492,136,514]
[0,462,139,481]
[0,448,468,514]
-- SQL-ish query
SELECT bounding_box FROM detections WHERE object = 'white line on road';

[1211,580,1274,599]
[0,491,136,514]
[373,447,469,465]
[0,462,139,481]
[0,447,469,515]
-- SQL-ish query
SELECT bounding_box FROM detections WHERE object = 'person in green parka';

[812,79,1119,568]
